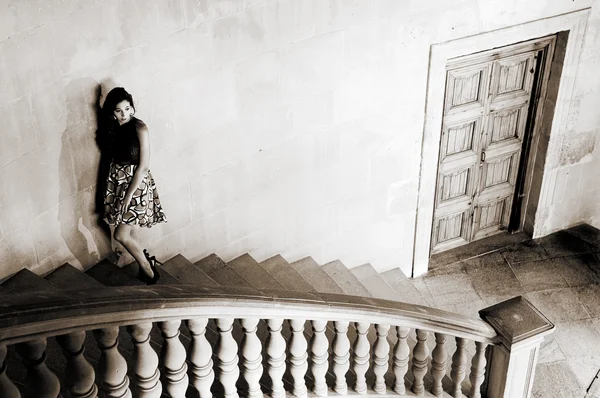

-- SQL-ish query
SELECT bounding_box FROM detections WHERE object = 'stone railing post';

[186,318,214,398]
[266,318,286,398]
[56,331,99,398]
[158,321,189,398]
[127,323,161,398]
[0,345,21,398]
[16,338,61,398]
[480,296,554,398]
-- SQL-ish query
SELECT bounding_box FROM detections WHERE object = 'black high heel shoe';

[138,265,153,284]
[143,249,161,285]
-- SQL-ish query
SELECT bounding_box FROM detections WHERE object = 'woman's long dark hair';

[95,87,136,153]
[94,87,135,216]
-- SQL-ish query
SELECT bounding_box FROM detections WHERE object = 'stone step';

[259,255,315,292]
[1,268,61,294]
[380,268,433,307]
[160,254,219,288]
[321,260,372,297]
[45,263,105,290]
[228,254,284,290]
[85,260,144,286]
[121,259,182,285]
[289,257,344,294]
[0,284,11,296]
[195,254,252,288]
[351,263,403,301]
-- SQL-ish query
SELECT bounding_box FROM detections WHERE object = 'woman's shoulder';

[133,117,148,133]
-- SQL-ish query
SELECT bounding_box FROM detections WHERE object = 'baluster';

[266,319,286,398]
[392,327,410,395]
[332,321,350,395]
[216,318,240,398]
[127,323,161,397]
[15,338,61,398]
[469,342,488,398]
[289,318,308,398]
[450,337,467,398]
[240,318,263,398]
[373,324,390,394]
[94,327,132,398]
[56,332,98,398]
[158,320,189,398]
[309,320,328,396]
[411,329,429,395]
[352,322,370,394]
[186,318,215,398]
[431,333,447,397]
[0,345,21,398]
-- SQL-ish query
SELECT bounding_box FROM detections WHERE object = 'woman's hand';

[122,194,133,214]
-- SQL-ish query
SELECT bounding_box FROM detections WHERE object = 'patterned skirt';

[103,163,167,227]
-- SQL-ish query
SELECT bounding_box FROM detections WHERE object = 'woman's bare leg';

[114,224,154,278]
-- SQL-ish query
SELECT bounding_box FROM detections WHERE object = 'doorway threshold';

[428,231,531,271]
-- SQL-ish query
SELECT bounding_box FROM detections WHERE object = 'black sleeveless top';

[111,117,141,165]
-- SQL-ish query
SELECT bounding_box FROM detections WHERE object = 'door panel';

[431,43,544,254]
[442,118,479,159]
[435,164,477,218]
[445,64,491,114]
[478,151,520,197]
[472,196,513,241]
[487,104,528,146]
[431,210,472,253]
[490,53,536,102]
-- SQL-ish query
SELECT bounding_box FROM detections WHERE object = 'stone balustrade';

[0,286,553,397]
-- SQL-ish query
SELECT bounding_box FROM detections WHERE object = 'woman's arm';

[122,121,151,211]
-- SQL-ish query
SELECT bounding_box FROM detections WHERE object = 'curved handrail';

[0,284,497,345]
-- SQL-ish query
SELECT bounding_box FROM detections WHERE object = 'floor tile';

[426,261,466,276]
[537,230,592,258]
[565,224,600,251]
[510,258,570,292]
[575,283,600,318]
[566,355,600,392]
[527,288,590,324]
[552,319,600,361]
[482,295,516,308]
[463,252,524,301]
[537,335,566,364]
[554,254,600,287]
[422,270,481,307]
[442,298,487,318]
[532,361,585,397]
[500,239,549,264]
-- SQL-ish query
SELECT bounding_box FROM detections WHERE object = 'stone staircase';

[0,252,434,397]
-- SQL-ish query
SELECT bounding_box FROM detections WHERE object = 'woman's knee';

[114,226,129,244]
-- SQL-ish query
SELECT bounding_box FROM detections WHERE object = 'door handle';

[481,150,486,163]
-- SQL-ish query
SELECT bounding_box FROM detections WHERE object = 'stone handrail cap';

[479,296,554,345]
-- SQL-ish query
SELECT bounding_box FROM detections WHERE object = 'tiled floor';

[417,224,600,397]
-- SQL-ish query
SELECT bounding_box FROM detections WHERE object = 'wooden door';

[431,39,549,254]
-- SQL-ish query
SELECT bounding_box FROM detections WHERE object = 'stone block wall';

[0,0,599,279]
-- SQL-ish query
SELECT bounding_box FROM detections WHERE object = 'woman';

[101,87,167,284]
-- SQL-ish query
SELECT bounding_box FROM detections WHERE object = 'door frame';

[412,8,590,277]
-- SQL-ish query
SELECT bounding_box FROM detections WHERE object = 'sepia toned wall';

[0,0,599,279]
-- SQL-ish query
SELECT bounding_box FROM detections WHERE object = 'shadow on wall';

[57,79,112,269]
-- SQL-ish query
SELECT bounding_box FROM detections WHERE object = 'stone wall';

[0,0,599,279]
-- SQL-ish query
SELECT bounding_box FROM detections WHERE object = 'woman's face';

[114,100,134,125]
